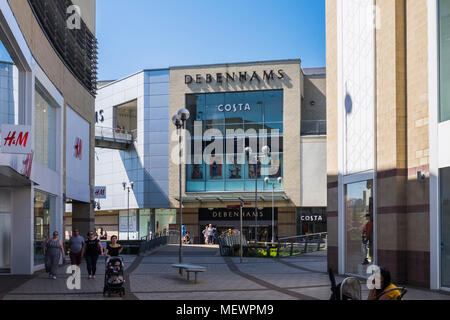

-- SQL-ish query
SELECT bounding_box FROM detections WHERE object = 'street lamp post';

[172,108,190,264]
[245,145,270,244]
[122,181,134,241]
[264,176,282,243]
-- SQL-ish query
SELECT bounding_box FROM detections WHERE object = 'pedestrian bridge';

[95,126,134,150]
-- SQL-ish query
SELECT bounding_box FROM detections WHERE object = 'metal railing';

[95,126,134,143]
[277,232,327,257]
[218,234,248,256]
[301,120,326,136]
[138,235,169,256]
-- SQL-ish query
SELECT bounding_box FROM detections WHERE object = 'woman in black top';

[84,231,103,279]
[106,235,123,257]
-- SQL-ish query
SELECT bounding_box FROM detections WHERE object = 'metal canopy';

[176,193,290,203]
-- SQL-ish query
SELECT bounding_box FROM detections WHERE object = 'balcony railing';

[95,126,134,150]
[301,120,326,136]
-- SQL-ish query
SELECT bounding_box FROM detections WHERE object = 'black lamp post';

[245,145,270,244]
[122,181,134,241]
[172,108,190,264]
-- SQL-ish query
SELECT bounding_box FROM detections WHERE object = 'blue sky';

[96,0,325,81]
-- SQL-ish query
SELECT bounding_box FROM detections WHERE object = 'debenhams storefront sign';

[185,69,285,85]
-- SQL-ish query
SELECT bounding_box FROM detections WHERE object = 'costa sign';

[300,215,324,222]
[217,103,251,113]
[0,124,32,154]
[185,69,285,85]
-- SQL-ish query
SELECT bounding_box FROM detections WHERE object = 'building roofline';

[169,58,302,70]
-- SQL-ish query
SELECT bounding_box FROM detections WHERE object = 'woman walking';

[44,231,65,280]
[105,235,123,257]
[84,231,103,279]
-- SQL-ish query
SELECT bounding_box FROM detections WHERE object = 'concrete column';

[72,202,94,238]
[11,187,33,275]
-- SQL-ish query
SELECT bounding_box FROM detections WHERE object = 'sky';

[96,0,325,81]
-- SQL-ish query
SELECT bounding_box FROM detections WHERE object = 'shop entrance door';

[0,190,11,272]
[440,167,450,288]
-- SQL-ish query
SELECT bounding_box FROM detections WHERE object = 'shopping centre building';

[0,0,96,274]
[92,60,327,243]
[326,0,450,290]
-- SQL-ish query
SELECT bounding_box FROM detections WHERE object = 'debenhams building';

[92,59,326,243]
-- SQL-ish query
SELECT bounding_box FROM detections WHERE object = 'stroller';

[329,268,407,300]
[103,256,125,297]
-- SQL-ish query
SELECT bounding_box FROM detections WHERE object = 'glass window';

[185,90,283,192]
[0,190,11,271]
[0,39,19,125]
[440,0,450,122]
[155,209,176,236]
[34,190,55,266]
[119,210,138,240]
[440,167,450,287]
[35,83,57,170]
[114,99,137,133]
[345,180,374,276]
[139,209,151,240]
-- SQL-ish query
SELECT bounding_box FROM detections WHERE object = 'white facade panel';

[66,106,90,202]
[341,0,375,175]
[300,138,327,207]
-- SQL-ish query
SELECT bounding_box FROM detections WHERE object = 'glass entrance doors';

[0,190,11,271]
[345,180,374,276]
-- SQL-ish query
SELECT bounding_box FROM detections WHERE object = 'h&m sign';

[185,69,285,85]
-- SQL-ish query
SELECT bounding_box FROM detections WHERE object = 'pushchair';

[103,256,125,297]
[329,268,407,300]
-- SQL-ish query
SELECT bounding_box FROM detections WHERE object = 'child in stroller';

[103,257,125,297]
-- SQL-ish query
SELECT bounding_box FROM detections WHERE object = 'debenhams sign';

[185,69,285,85]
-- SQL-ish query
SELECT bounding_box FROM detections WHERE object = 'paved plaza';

[1,245,449,300]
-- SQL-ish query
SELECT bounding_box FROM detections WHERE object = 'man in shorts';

[68,229,85,268]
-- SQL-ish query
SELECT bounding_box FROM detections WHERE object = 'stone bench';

[172,264,206,284]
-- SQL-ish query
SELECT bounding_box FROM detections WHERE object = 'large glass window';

[440,0,450,122]
[34,190,55,266]
[119,209,137,240]
[440,167,450,287]
[35,83,57,170]
[345,180,374,276]
[0,39,19,125]
[186,90,284,192]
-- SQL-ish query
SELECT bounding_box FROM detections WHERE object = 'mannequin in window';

[192,164,203,179]
[209,156,222,178]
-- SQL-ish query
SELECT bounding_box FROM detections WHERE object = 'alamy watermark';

[66,5,81,30]
[170,122,281,176]
[66,265,81,290]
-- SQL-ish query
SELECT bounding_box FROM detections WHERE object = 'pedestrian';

[84,231,103,279]
[202,226,208,244]
[41,234,50,273]
[207,224,214,245]
[43,231,65,279]
[105,235,123,257]
[367,267,403,300]
[68,229,85,269]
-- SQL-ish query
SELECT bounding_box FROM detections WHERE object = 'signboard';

[94,186,106,199]
[1,124,32,154]
[199,208,277,222]
[169,224,178,231]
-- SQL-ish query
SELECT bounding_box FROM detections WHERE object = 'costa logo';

[217,103,251,113]
[74,137,82,160]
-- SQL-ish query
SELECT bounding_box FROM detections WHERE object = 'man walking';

[68,229,84,269]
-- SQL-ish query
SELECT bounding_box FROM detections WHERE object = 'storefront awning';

[176,192,290,203]
[0,166,35,187]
